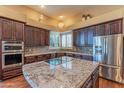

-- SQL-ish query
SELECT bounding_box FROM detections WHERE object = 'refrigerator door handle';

[99,64,120,69]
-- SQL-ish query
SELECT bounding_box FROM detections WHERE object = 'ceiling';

[26,5,124,21]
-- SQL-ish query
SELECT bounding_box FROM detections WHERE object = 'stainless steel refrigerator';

[93,34,124,83]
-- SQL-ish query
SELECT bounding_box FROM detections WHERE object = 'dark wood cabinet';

[82,67,99,88]
[45,30,50,46]
[73,27,95,47]
[24,56,36,64]
[2,65,22,80]
[37,55,45,61]
[94,19,122,36]
[94,24,106,36]
[24,25,50,47]
[34,28,41,46]
[107,19,122,35]
[80,29,86,46]
[24,26,34,47]
[82,55,93,61]
[0,18,24,41]
[56,53,65,57]
[73,19,122,47]
[73,54,82,59]
[40,29,45,46]
[87,26,95,45]
[73,30,79,46]
[1,18,13,41]
[13,21,24,41]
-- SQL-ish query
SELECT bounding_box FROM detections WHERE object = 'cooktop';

[45,56,74,66]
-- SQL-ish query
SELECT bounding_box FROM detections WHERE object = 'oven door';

[2,52,24,69]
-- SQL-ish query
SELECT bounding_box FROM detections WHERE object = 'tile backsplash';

[73,46,93,54]
[25,46,51,54]
[25,46,93,55]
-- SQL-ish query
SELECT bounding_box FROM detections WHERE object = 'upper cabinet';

[45,30,50,46]
[94,19,122,36]
[94,24,106,36]
[24,25,50,47]
[87,26,95,45]
[73,26,95,47]
[0,18,24,41]
[24,26,34,47]
[14,21,24,41]
[107,19,122,35]
[40,29,45,46]
[73,30,80,46]
[73,19,122,47]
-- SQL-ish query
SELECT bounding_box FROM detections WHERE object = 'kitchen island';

[22,56,99,88]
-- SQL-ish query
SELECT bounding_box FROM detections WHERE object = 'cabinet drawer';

[2,66,22,80]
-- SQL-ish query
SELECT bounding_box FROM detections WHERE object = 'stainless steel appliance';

[2,41,24,69]
[93,34,124,83]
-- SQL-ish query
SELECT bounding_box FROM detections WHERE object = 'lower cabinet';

[81,55,93,61]
[24,53,93,64]
[66,53,74,57]
[43,54,51,60]
[56,53,65,57]
[24,53,67,64]
[82,67,99,88]
[73,54,82,59]
[37,55,45,61]
[2,65,22,80]
[24,56,36,64]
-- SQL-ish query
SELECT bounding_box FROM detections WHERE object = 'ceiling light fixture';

[82,14,92,21]
[40,5,45,8]
[39,14,44,21]
[59,16,64,19]
[58,21,65,29]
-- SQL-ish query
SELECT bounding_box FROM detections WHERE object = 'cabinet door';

[24,56,36,64]
[0,18,2,40]
[34,28,41,46]
[45,30,49,46]
[40,29,45,46]
[95,24,106,36]
[80,29,86,46]
[1,18,13,40]
[24,26,34,47]
[108,19,122,35]
[76,30,83,47]
[14,21,24,41]
[87,27,94,46]
[73,30,78,46]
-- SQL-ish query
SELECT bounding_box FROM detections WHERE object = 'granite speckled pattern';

[22,56,99,88]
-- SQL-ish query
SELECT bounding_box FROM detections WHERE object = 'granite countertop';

[22,56,98,88]
[24,51,92,57]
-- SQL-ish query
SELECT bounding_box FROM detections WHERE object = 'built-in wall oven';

[2,41,24,69]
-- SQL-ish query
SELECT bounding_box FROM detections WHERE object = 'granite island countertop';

[22,56,98,88]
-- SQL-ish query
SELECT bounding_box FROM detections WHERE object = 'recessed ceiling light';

[40,5,45,8]
[59,16,64,19]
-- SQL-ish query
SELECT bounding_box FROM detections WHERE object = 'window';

[50,31,60,48]
[61,31,72,48]
[50,31,72,49]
